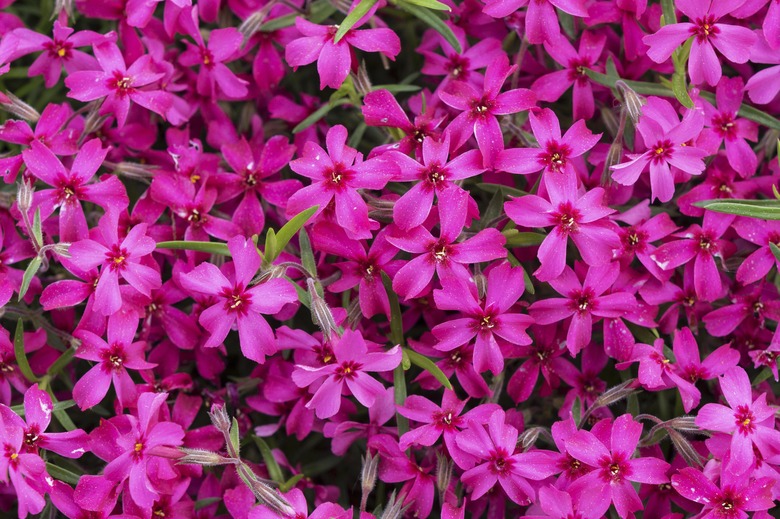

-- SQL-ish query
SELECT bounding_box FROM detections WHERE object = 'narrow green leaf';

[298,228,317,277]
[13,319,38,382]
[371,84,422,94]
[253,436,285,484]
[382,272,409,436]
[572,396,582,426]
[11,398,75,416]
[195,497,222,510]
[46,462,81,485]
[32,208,42,246]
[558,9,576,39]
[693,200,780,219]
[156,241,231,255]
[752,367,775,386]
[334,0,379,42]
[401,348,411,370]
[280,473,305,493]
[263,228,277,267]
[397,2,461,53]
[50,392,76,431]
[660,0,676,25]
[400,0,451,10]
[18,256,42,302]
[770,243,780,263]
[475,182,528,198]
[263,206,319,267]
[230,418,241,456]
[46,347,75,378]
[671,72,694,108]
[258,12,298,31]
[404,348,453,390]
[292,99,352,134]
[503,230,545,248]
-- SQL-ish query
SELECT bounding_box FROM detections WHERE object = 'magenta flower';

[22,138,129,242]
[291,329,402,419]
[496,108,601,187]
[0,385,88,458]
[439,54,536,167]
[99,392,185,508]
[455,409,560,504]
[369,434,436,517]
[179,235,297,363]
[529,263,637,355]
[0,410,49,518]
[732,217,780,285]
[482,0,589,44]
[702,284,780,337]
[178,6,249,99]
[286,125,395,240]
[65,41,173,127]
[611,97,707,202]
[566,414,671,519]
[650,211,735,302]
[505,174,619,281]
[643,0,757,86]
[362,89,445,156]
[0,21,109,87]
[507,324,571,403]
[388,134,484,229]
[614,209,679,280]
[68,213,161,316]
[745,32,780,104]
[419,26,504,88]
[0,216,36,308]
[285,17,401,90]
[697,77,758,177]
[530,33,606,120]
[73,311,156,409]
[388,188,507,299]
[696,367,780,475]
[526,486,597,519]
[250,488,350,519]
[0,103,78,165]
[397,390,500,468]
[432,261,534,375]
[672,467,774,518]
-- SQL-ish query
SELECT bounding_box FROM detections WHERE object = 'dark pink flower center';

[430,241,450,263]
[682,365,707,383]
[552,201,581,234]
[650,350,673,371]
[598,452,631,483]
[424,164,447,187]
[221,284,252,316]
[446,55,470,79]
[540,141,572,173]
[696,231,718,254]
[569,288,596,314]
[470,96,495,117]
[109,71,135,96]
[734,405,756,435]
[715,487,743,518]
[335,360,361,380]
[434,410,460,430]
[57,177,84,204]
[567,58,592,85]
[23,425,41,452]
[325,163,352,190]
[4,444,20,468]
[46,40,74,59]
[621,227,648,253]
[200,47,215,68]
[132,438,145,461]
[106,245,130,271]
[649,139,674,163]
[102,343,127,371]
[691,15,720,41]
[712,113,737,139]
[488,448,514,475]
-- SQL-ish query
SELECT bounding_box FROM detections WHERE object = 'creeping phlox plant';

[0,0,778,517]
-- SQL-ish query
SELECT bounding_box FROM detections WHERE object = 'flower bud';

[50,243,71,258]
[518,426,544,450]
[238,464,296,517]
[352,62,372,97]
[1,92,40,123]
[177,447,237,466]
[16,180,33,213]
[360,452,379,512]
[435,452,453,496]
[603,140,625,187]
[666,416,700,433]
[308,278,338,342]
[594,378,637,408]
[209,403,231,434]
[379,491,407,519]
[615,80,645,124]
[667,429,703,468]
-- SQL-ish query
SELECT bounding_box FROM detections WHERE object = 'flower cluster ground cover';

[0,0,778,517]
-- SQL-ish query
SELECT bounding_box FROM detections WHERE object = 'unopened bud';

[52,0,73,19]
[435,452,453,495]
[615,80,645,124]
[83,100,108,137]
[666,416,700,433]
[16,180,33,212]
[347,297,362,330]
[105,161,158,181]
[487,371,504,404]
[50,243,71,258]
[351,62,372,97]
[600,106,619,137]
[238,464,296,517]
[594,378,637,408]
[308,278,338,342]
[518,426,544,450]
[603,140,625,187]
[360,452,379,512]
[667,429,703,468]
[1,92,40,123]
[366,195,395,223]
[238,7,272,39]
[474,272,487,300]
[208,403,231,434]
[379,491,409,519]
[177,447,237,466]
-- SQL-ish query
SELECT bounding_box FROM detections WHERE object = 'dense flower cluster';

[0,0,777,517]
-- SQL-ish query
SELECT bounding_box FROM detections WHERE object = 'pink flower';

[506,324,571,403]
[285,17,401,90]
[529,263,637,355]
[505,174,619,281]
[292,329,401,419]
[388,188,507,299]
[671,466,774,517]
[22,138,128,242]
[482,0,589,44]
[419,26,504,88]
[68,213,161,315]
[369,434,436,517]
[611,97,708,203]
[0,410,49,518]
[65,41,173,127]
[388,134,484,230]
[566,414,671,519]
[73,310,156,409]
[286,125,395,240]
[643,0,757,86]
[179,235,297,363]
[732,217,780,285]
[696,367,780,475]
[495,107,602,187]
[439,54,536,167]
[455,409,560,504]
[432,261,534,375]
[613,208,679,280]
[530,33,606,120]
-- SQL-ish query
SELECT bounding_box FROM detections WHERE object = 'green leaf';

[253,436,285,484]
[475,182,528,198]
[11,398,75,416]
[397,2,461,53]
[263,206,319,267]
[334,0,379,42]
[263,228,277,267]
[13,319,38,383]
[671,72,693,108]
[280,473,305,493]
[17,256,41,302]
[156,241,231,255]
[258,12,298,31]
[195,497,222,510]
[770,243,780,263]
[292,98,352,134]
[502,230,545,248]
[772,182,780,200]
[230,418,241,456]
[46,347,75,378]
[32,208,42,247]
[298,228,317,277]
[399,0,451,10]
[693,199,780,219]
[571,396,582,426]
[46,462,81,485]
[382,272,409,437]
[404,348,453,390]
[371,84,422,94]
[558,9,576,39]
[660,0,676,25]
[50,392,76,431]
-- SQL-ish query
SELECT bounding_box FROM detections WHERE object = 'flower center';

[111,72,134,95]
[541,142,571,173]
[692,16,719,40]
[106,245,129,270]
[426,166,446,186]
[336,360,361,380]
[649,139,674,163]
[222,285,251,315]
[480,315,496,330]
[432,244,449,262]
[734,405,756,435]
[552,201,581,234]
